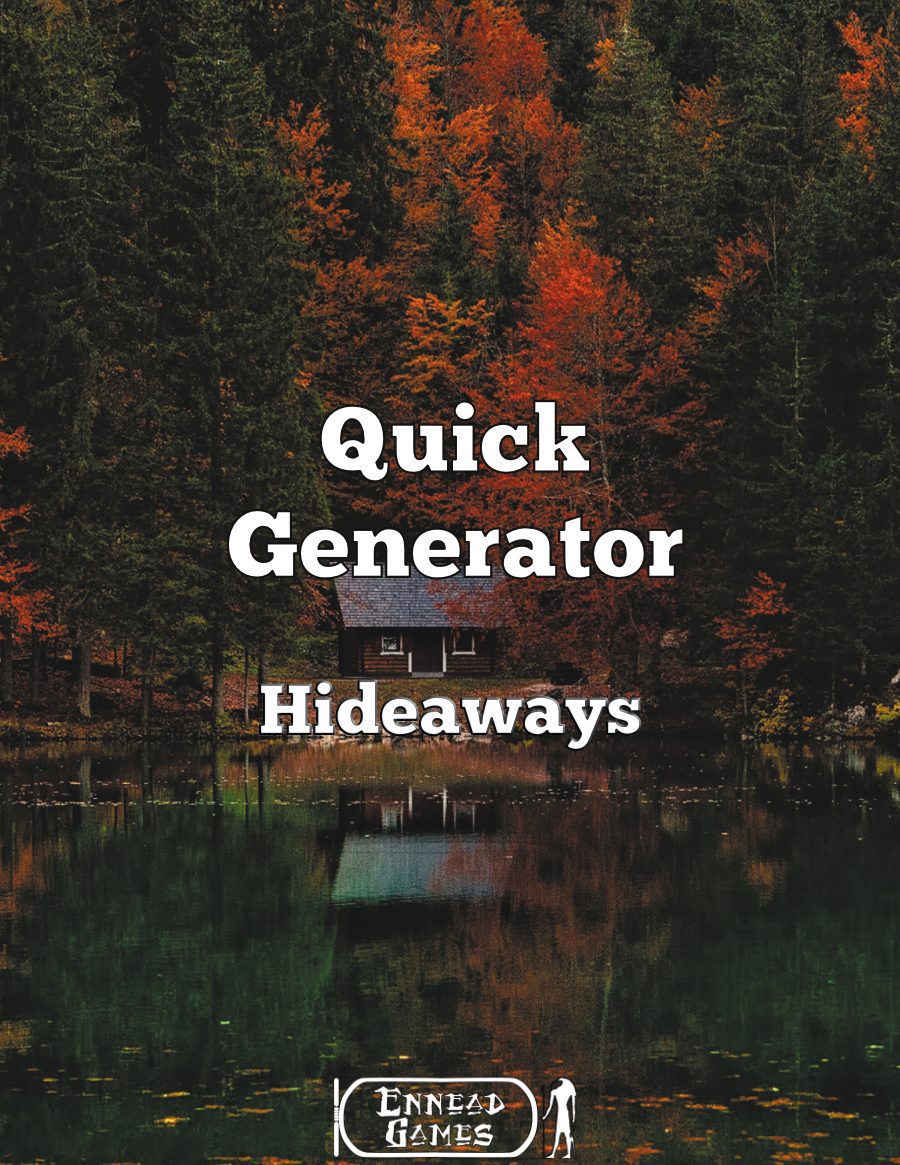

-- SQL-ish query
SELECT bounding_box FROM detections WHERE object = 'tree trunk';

[242,647,250,725]
[77,629,92,720]
[122,639,129,678]
[29,628,41,704]
[211,625,225,726]
[140,647,153,734]
[0,616,14,710]
[255,648,267,717]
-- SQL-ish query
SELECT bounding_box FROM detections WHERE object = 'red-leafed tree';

[385,0,577,285]
[0,425,54,708]
[715,572,792,713]
[449,219,706,680]
[274,103,354,255]
[837,12,899,177]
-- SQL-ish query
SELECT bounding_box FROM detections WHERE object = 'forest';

[0,0,897,730]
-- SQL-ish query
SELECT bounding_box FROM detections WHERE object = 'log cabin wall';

[445,630,493,676]
[338,630,495,676]
[360,630,410,676]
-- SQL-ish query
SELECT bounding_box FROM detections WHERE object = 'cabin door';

[411,630,444,674]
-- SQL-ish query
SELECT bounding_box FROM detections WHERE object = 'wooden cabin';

[335,569,498,677]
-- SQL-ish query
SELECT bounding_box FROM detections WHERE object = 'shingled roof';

[335,568,498,629]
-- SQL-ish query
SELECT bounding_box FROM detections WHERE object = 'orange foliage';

[445,104,504,260]
[0,424,53,636]
[837,12,898,176]
[676,76,730,162]
[453,0,553,112]
[309,257,406,416]
[274,103,353,253]
[386,0,578,265]
[386,14,446,262]
[715,572,792,676]
[590,36,617,79]
[390,294,493,407]
[689,234,769,334]
[446,220,705,674]
[493,219,701,518]
[376,294,495,526]
[316,0,585,527]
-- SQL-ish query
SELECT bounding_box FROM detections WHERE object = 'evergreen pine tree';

[137,0,324,721]
[0,0,129,717]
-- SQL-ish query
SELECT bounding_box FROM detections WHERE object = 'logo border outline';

[334,1075,540,1159]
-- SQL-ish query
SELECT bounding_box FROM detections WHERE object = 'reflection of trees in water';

[0,799,335,1161]
[0,741,897,1159]
[334,790,672,1084]
[333,782,900,1115]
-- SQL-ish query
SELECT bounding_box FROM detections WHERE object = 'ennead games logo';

[333,1075,577,1159]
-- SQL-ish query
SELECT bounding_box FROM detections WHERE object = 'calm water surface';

[0,739,897,1163]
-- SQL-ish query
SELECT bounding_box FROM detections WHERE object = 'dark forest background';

[0,0,897,728]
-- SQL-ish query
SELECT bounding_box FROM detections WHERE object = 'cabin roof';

[335,568,498,629]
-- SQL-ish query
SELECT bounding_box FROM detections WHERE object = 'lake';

[0,739,897,1163]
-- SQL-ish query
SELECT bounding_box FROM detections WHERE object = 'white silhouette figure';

[544,1077,576,1158]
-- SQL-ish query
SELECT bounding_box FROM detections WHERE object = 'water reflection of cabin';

[338,785,499,835]
[331,786,503,906]
[335,568,497,678]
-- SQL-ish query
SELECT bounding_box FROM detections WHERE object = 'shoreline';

[0,705,893,748]
[2,668,896,747]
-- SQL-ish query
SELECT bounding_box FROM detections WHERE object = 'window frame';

[380,631,404,655]
[451,629,477,656]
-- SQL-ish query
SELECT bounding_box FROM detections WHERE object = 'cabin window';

[452,629,476,655]
[381,631,403,654]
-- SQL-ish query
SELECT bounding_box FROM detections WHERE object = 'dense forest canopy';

[0,0,897,725]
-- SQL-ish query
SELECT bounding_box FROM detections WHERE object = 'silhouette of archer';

[543,1077,576,1158]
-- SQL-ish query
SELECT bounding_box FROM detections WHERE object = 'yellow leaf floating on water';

[813,1110,859,1121]
[155,1116,189,1127]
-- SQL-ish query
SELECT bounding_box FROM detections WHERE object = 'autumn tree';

[0,424,34,709]
[456,219,704,679]
[243,0,396,252]
[715,572,791,714]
